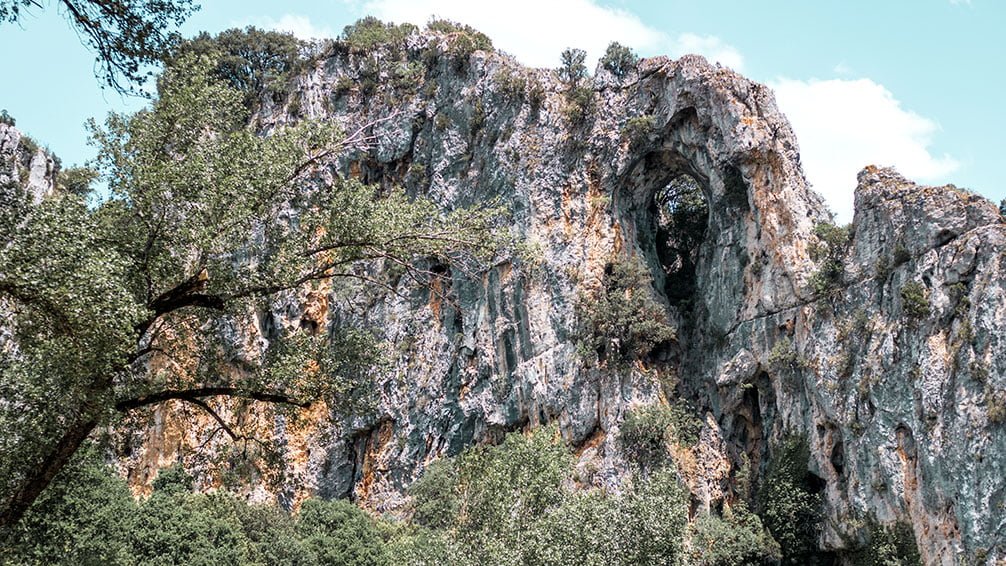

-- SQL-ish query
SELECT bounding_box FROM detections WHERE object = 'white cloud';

[673,33,744,71]
[770,77,959,222]
[832,61,853,76]
[252,14,335,40]
[359,0,742,71]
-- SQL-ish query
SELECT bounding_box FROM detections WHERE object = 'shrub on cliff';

[619,402,702,470]
[809,222,851,295]
[600,42,638,78]
[900,281,931,320]
[577,256,677,367]
[342,16,417,55]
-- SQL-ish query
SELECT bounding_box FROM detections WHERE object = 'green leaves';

[578,256,677,367]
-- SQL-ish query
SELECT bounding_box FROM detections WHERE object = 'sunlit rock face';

[105,30,1005,563]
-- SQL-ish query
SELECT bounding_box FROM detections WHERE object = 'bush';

[600,42,638,79]
[808,222,851,295]
[563,85,594,124]
[0,108,14,126]
[756,436,823,565]
[687,502,782,566]
[409,458,459,529]
[297,498,389,566]
[621,115,656,144]
[558,47,588,87]
[5,444,136,565]
[899,281,930,320]
[847,521,921,566]
[342,16,417,54]
[620,402,702,470]
[427,19,492,64]
[767,338,802,371]
[577,256,677,367]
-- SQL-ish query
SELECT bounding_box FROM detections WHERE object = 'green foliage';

[621,115,656,144]
[165,27,304,108]
[1000,198,1006,218]
[0,108,13,126]
[563,84,595,124]
[619,402,702,470]
[847,521,922,566]
[558,48,593,124]
[559,48,588,87]
[1,50,507,527]
[454,426,571,537]
[600,42,638,79]
[57,165,100,197]
[756,436,823,565]
[577,256,677,367]
[18,132,39,156]
[985,386,1006,424]
[401,428,689,566]
[426,19,493,63]
[297,499,389,566]
[768,338,802,371]
[342,16,417,54]
[899,281,930,320]
[4,444,136,565]
[1,0,195,93]
[809,222,851,295]
[408,458,459,530]
[687,502,782,566]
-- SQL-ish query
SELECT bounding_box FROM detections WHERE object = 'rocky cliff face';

[96,31,1005,563]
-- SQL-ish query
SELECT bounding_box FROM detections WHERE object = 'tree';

[164,26,306,109]
[0,53,505,531]
[599,42,638,79]
[0,0,195,93]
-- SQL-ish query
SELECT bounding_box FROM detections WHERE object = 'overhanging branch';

[114,386,312,412]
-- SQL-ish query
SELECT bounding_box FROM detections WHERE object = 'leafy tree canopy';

[0,50,506,531]
[0,0,195,92]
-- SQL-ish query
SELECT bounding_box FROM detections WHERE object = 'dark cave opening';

[652,173,710,310]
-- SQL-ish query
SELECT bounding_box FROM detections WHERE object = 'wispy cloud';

[770,77,959,222]
[673,33,744,71]
[244,14,335,40]
[360,0,743,71]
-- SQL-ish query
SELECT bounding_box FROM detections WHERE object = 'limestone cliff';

[20,27,1005,564]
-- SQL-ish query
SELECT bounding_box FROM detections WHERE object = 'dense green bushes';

[11,430,863,564]
[5,445,387,565]
[165,27,304,109]
[687,502,781,565]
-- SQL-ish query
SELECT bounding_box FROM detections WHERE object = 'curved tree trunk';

[0,417,99,530]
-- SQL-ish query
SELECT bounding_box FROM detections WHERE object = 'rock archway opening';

[652,173,709,310]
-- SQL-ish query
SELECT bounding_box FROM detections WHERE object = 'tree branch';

[114,387,311,412]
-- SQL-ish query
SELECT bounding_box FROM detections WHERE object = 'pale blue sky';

[0,1,1000,221]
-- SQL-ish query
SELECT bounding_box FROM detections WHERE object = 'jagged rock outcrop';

[63,30,1004,564]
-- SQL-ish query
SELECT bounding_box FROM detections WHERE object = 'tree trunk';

[0,416,99,530]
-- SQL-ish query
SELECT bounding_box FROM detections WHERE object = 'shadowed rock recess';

[49,29,1004,563]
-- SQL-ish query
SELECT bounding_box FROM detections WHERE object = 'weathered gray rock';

[97,30,1006,564]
